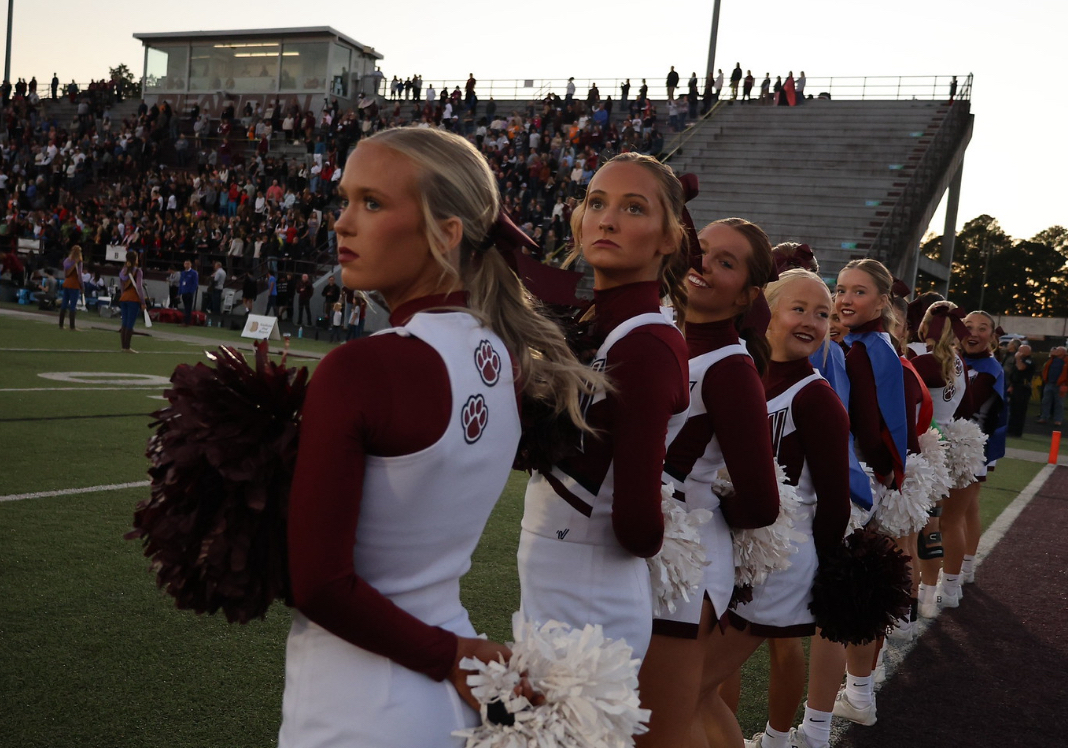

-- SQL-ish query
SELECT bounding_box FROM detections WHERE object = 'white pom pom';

[455,614,650,748]
[919,428,953,500]
[848,461,877,531]
[647,483,713,616]
[940,418,987,489]
[732,462,807,588]
[874,449,937,537]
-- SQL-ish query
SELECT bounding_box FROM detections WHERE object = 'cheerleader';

[59,245,84,330]
[908,301,969,617]
[117,250,146,353]
[727,269,851,748]
[518,152,691,663]
[634,218,779,748]
[280,128,593,748]
[950,311,1009,595]
[829,258,909,727]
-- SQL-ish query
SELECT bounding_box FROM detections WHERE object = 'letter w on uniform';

[768,407,788,456]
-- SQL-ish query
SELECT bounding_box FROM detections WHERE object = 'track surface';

[836,466,1068,746]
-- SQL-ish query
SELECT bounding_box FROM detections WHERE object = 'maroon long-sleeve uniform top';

[555,281,690,557]
[762,358,851,555]
[663,318,779,529]
[287,291,520,682]
[844,319,896,480]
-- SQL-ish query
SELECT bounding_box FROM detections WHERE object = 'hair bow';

[891,277,911,298]
[772,243,816,275]
[926,304,968,342]
[678,173,703,272]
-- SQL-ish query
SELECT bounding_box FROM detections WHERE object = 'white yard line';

[0,480,151,503]
[0,387,164,392]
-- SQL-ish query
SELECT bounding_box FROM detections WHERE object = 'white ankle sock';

[802,703,832,747]
[845,673,873,708]
[761,722,789,748]
[919,583,937,603]
[942,573,962,593]
[961,555,975,575]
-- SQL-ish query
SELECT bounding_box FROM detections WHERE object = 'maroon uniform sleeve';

[288,336,458,682]
[707,357,780,529]
[902,367,922,454]
[910,354,944,389]
[605,327,689,557]
[959,371,996,422]
[845,342,894,478]
[793,384,851,555]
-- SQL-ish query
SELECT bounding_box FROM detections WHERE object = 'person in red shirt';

[281,127,592,747]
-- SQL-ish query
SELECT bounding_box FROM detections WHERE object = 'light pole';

[4,0,13,86]
[705,0,722,85]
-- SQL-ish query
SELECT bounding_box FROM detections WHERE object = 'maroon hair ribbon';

[678,173,702,272]
[925,305,968,342]
[772,243,816,275]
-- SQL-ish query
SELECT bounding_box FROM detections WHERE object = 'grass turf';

[0,309,1049,744]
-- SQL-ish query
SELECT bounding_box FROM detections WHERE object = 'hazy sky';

[4,0,1064,241]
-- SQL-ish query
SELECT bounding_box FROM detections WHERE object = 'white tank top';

[765,372,825,506]
[929,353,968,426]
[356,312,521,631]
[523,313,687,545]
[679,344,750,511]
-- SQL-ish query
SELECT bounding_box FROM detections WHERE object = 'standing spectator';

[347,291,367,340]
[565,77,576,104]
[637,78,649,111]
[321,275,341,319]
[587,82,600,107]
[666,66,679,100]
[687,71,699,102]
[949,75,958,102]
[296,273,314,325]
[620,78,631,105]
[210,261,226,318]
[179,259,198,326]
[167,265,180,309]
[743,70,755,101]
[51,72,59,100]
[242,273,258,315]
[1039,346,1068,426]
[328,301,344,343]
[714,68,724,98]
[760,73,772,104]
[730,62,743,100]
[265,268,278,316]
[796,71,807,101]
[277,272,292,321]
[465,73,477,108]
[1006,344,1035,437]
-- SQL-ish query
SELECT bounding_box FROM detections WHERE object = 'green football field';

[0,304,1048,746]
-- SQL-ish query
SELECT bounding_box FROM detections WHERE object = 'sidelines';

[830,463,1057,746]
[0,480,152,503]
[0,387,165,392]
[0,348,196,354]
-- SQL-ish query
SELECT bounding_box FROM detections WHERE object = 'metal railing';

[868,76,974,270]
[375,74,971,105]
[659,100,728,163]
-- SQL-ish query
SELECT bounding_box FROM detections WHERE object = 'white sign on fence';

[241,314,282,341]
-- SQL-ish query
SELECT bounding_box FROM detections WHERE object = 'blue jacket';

[178,269,199,294]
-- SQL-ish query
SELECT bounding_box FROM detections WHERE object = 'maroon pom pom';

[126,343,309,623]
[809,528,912,645]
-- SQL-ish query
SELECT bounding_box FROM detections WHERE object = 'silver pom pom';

[732,462,807,588]
[648,483,713,616]
[455,614,650,748]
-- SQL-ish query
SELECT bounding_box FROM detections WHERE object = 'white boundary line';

[830,463,1057,745]
[0,348,194,354]
[0,480,151,503]
[0,387,164,392]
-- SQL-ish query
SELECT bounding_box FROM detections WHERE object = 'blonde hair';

[766,268,832,364]
[366,127,598,428]
[919,300,961,384]
[839,258,895,333]
[566,152,689,322]
[68,245,83,262]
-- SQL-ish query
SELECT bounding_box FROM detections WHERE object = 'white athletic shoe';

[919,599,939,618]
[832,688,877,726]
[874,660,886,684]
[788,726,828,748]
[937,583,962,608]
[962,568,976,584]
[744,733,765,748]
[886,617,914,642]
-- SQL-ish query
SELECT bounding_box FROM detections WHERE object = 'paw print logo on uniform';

[475,340,501,386]
[462,394,489,444]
